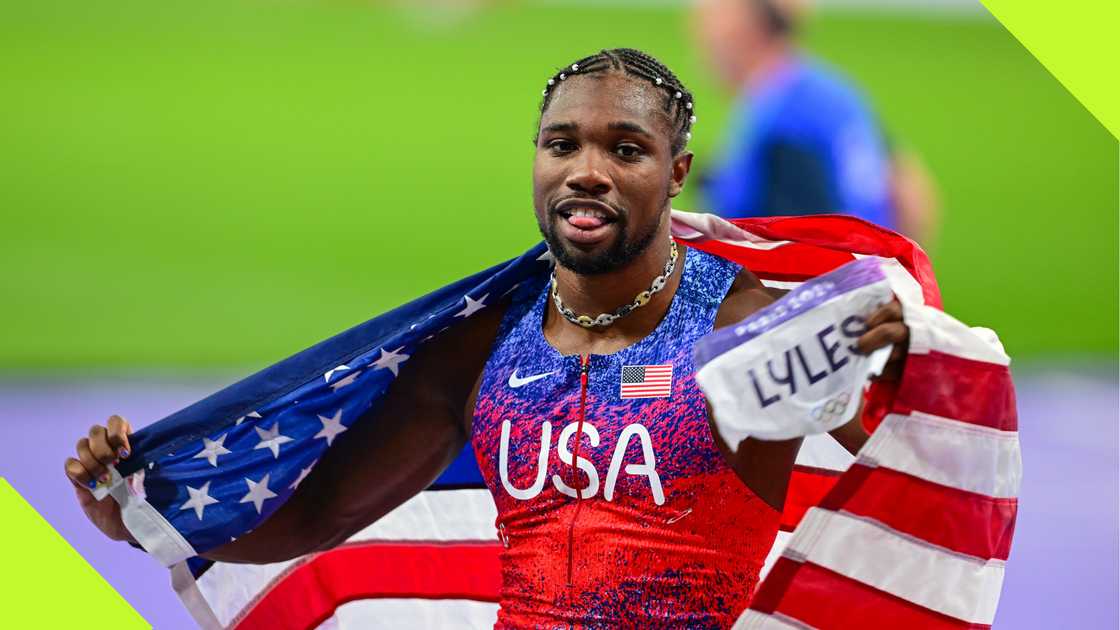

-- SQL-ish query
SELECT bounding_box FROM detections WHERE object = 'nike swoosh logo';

[508,369,557,389]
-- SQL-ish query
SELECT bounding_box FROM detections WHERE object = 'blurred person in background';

[693,0,939,247]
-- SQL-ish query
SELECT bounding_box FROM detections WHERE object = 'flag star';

[324,364,350,383]
[290,460,318,490]
[253,423,294,458]
[371,347,409,376]
[455,293,489,318]
[329,369,361,391]
[235,411,261,426]
[315,410,348,446]
[193,434,232,467]
[179,481,220,521]
[239,474,277,514]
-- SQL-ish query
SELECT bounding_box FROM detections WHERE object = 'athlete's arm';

[65,303,507,564]
[709,270,803,510]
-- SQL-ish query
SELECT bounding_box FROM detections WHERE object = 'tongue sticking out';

[567,215,607,230]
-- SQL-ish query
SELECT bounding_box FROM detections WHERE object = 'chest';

[471,346,726,509]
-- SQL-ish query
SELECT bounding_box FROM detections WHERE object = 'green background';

[2,0,1116,371]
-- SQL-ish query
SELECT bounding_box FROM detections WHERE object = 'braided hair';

[537,48,697,156]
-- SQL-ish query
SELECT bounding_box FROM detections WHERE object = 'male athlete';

[66,49,909,628]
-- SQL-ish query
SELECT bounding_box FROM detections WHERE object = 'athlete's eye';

[548,139,577,154]
[615,144,644,160]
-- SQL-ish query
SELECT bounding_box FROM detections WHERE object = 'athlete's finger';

[88,425,117,466]
[76,437,108,485]
[864,300,903,330]
[857,321,909,354]
[65,457,94,489]
[106,415,133,459]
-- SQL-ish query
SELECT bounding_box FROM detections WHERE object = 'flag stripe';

[323,599,498,629]
[907,308,1008,365]
[862,413,1022,499]
[732,609,805,629]
[758,279,803,291]
[237,541,502,630]
[779,466,842,532]
[196,489,498,626]
[749,559,991,630]
[696,239,857,279]
[819,464,1017,560]
[794,433,854,471]
[893,352,1017,432]
[783,508,1005,624]
[725,213,942,308]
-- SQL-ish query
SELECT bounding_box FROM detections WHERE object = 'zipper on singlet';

[566,353,590,586]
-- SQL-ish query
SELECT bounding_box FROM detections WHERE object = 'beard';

[537,207,663,276]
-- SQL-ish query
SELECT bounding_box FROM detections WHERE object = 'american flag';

[620,364,673,399]
[92,211,1017,629]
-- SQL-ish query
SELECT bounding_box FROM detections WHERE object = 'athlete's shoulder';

[395,295,510,404]
[714,267,783,331]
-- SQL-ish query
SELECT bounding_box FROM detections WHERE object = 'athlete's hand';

[64,415,136,543]
[857,299,909,381]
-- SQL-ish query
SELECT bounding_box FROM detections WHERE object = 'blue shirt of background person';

[704,57,894,227]
[693,0,895,228]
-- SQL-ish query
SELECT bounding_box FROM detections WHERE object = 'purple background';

[1,366,1116,629]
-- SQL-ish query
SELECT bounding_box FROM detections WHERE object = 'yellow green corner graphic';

[980,0,1120,140]
[0,478,148,628]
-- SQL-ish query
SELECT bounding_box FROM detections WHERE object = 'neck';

[742,39,793,91]
[546,224,684,350]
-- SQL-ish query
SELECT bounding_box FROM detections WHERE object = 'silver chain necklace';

[551,240,679,329]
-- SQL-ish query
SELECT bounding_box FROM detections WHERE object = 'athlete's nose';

[564,150,612,196]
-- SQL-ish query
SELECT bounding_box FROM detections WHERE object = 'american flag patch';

[620,364,673,399]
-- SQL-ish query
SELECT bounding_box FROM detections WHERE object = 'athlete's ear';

[669,151,693,198]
